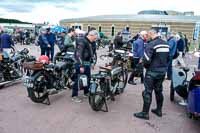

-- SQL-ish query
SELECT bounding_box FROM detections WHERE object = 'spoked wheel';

[118,69,128,93]
[89,83,105,111]
[29,86,48,104]
[28,73,48,104]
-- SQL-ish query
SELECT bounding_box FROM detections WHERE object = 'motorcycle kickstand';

[42,96,51,105]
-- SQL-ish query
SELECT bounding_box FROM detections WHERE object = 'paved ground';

[0,44,200,133]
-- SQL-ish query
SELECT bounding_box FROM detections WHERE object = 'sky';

[0,0,200,25]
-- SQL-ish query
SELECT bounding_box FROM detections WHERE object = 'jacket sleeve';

[143,43,154,68]
[75,41,84,65]
[133,41,138,57]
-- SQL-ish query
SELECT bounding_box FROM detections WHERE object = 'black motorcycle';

[88,51,128,112]
[0,48,35,88]
[24,51,75,105]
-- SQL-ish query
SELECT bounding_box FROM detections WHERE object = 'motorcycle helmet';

[38,55,49,64]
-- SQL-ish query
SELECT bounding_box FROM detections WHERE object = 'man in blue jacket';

[128,31,147,85]
[167,32,177,80]
[46,28,56,61]
[0,29,14,54]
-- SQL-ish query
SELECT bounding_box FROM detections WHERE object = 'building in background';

[60,10,200,41]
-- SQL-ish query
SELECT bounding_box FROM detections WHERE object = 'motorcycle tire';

[89,94,105,111]
[27,71,48,103]
[28,87,48,103]
[88,83,105,111]
[118,69,128,93]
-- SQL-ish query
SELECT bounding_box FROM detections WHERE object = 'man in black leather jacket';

[134,28,170,120]
[72,30,98,103]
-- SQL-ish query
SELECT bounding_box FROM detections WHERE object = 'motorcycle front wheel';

[118,69,128,93]
[89,83,105,111]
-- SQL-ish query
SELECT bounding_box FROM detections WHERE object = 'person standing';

[63,28,76,52]
[38,29,49,56]
[46,28,56,61]
[72,30,98,103]
[128,31,147,85]
[57,31,66,51]
[0,29,14,54]
[114,32,123,49]
[173,34,186,67]
[167,32,177,80]
[134,28,170,120]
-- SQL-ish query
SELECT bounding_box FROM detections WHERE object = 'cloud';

[0,0,200,24]
[0,0,82,13]
[0,4,35,13]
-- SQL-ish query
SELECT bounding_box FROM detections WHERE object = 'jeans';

[167,57,173,80]
[129,58,143,82]
[72,64,91,97]
[45,47,54,61]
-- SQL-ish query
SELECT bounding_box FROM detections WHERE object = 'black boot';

[151,109,162,117]
[134,112,149,120]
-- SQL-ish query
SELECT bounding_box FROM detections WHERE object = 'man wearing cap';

[46,28,56,61]
[72,30,98,103]
[128,31,147,85]
[38,28,49,56]
[134,28,169,120]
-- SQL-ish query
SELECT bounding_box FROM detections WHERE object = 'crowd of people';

[0,25,193,120]
[113,29,191,120]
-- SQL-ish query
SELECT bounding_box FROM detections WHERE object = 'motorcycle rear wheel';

[28,87,48,103]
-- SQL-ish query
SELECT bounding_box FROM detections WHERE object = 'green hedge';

[0,18,31,24]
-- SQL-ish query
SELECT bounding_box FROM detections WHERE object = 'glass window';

[88,25,90,32]
[111,26,115,36]
[99,26,101,32]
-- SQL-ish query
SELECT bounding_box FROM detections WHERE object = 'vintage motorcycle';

[0,48,35,88]
[88,50,128,112]
[23,50,75,105]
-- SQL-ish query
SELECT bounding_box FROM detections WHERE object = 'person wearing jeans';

[72,30,98,103]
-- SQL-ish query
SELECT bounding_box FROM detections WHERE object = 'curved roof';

[138,10,168,15]
[60,14,200,23]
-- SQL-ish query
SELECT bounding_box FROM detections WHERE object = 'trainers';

[151,109,162,117]
[128,80,137,85]
[72,96,82,103]
[134,112,149,120]
[178,99,188,106]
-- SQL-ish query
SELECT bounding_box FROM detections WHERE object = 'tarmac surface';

[0,44,200,133]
